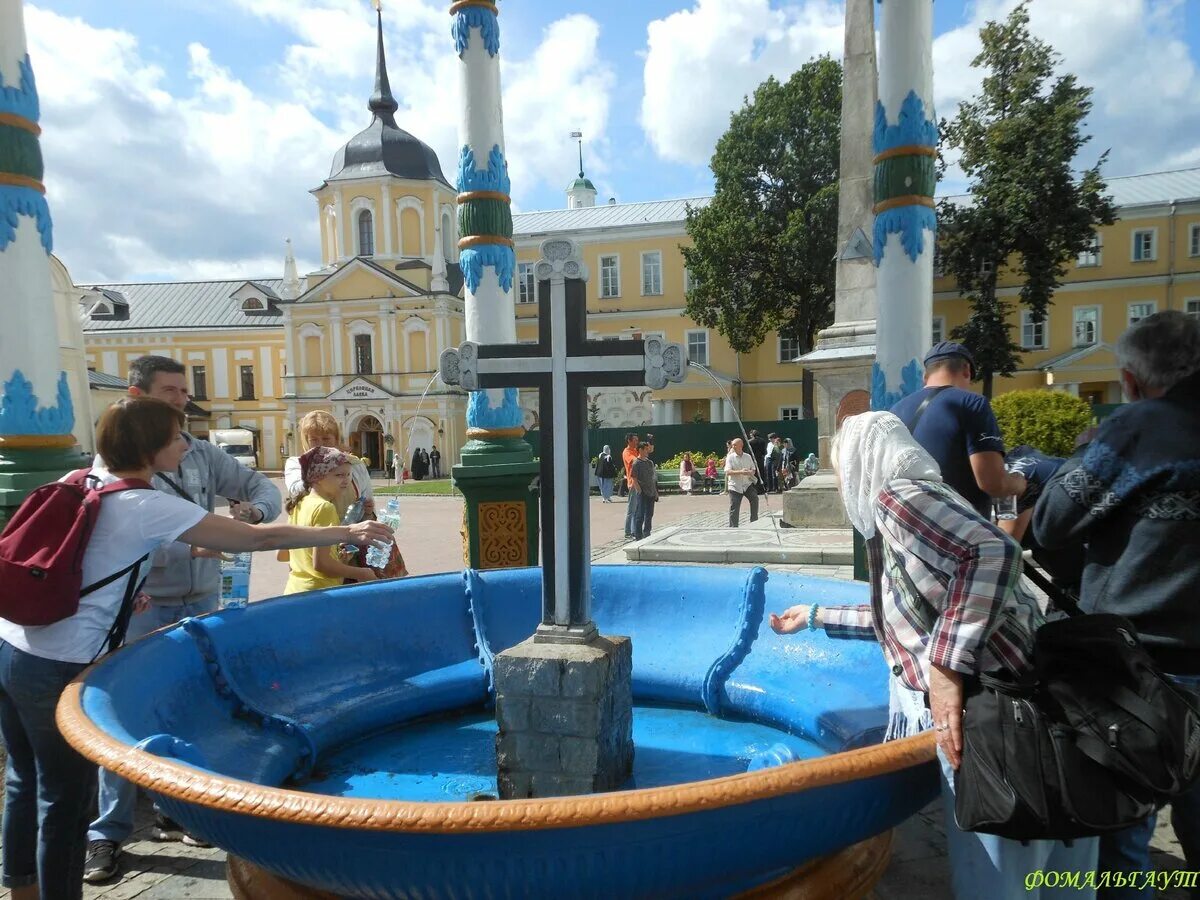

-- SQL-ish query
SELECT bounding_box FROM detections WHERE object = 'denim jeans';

[939,748,1099,899]
[597,477,613,501]
[625,491,638,537]
[634,495,655,540]
[88,594,219,845]
[0,640,96,899]
[1098,674,1200,900]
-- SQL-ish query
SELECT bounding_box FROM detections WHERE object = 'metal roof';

[941,167,1200,209]
[81,278,286,332]
[513,197,712,236]
[87,370,127,390]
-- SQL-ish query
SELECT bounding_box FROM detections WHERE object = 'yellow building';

[934,167,1200,403]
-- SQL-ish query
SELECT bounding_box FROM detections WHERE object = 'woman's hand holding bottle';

[347,519,392,547]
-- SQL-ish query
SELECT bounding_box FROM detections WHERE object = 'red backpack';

[0,468,153,626]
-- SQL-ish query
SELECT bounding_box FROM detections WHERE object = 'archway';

[403,416,435,480]
[350,414,384,471]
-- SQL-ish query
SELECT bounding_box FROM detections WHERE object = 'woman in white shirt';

[282,411,372,515]
[0,397,390,900]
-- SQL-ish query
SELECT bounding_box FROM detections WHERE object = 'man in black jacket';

[1034,310,1200,891]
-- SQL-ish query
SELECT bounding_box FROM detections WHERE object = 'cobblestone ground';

[1,487,1193,898]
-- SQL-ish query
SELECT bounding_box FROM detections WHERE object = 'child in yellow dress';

[284,446,379,594]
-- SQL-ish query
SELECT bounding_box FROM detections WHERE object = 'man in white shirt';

[724,438,760,527]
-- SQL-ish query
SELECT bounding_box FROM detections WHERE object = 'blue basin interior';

[69,565,938,900]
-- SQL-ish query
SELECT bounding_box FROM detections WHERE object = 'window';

[1186,298,1200,319]
[1127,301,1156,325]
[979,259,995,276]
[1190,224,1200,258]
[641,251,662,296]
[932,316,945,344]
[599,255,620,298]
[357,210,375,257]
[238,365,255,400]
[780,407,801,421]
[1073,306,1099,347]
[1020,311,1046,350]
[686,330,709,366]
[778,335,801,363]
[191,365,208,400]
[1132,228,1156,262]
[354,333,373,375]
[1078,233,1101,267]
[517,262,536,304]
[683,267,694,293]
[241,297,264,311]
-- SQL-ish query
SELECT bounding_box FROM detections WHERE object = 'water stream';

[685,361,784,547]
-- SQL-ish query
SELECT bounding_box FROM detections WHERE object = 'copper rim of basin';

[57,679,936,835]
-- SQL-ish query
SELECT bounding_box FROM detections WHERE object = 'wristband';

[807,603,820,631]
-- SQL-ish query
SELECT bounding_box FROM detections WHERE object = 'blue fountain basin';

[59,565,937,899]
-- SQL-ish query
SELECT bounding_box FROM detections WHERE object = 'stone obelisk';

[871,0,937,410]
[449,0,539,568]
[783,0,878,529]
[0,0,84,525]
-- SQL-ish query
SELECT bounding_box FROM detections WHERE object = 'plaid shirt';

[821,479,1042,694]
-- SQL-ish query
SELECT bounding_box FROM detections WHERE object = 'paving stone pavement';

[2,489,1194,898]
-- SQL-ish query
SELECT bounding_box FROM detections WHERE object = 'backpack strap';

[901,385,952,434]
[90,553,150,663]
[1022,560,1083,617]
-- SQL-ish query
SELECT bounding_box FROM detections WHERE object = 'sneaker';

[152,813,211,848]
[83,839,120,883]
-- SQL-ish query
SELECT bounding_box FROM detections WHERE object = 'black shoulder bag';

[952,563,1200,840]
[900,385,951,434]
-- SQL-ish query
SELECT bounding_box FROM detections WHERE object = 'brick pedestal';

[494,635,633,798]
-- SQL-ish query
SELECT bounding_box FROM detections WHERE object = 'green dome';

[568,175,596,192]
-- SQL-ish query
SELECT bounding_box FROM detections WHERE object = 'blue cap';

[923,341,976,370]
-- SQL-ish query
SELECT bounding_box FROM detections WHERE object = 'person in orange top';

[621,433,640,539]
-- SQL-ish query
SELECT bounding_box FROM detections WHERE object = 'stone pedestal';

[453,438,540,568]
[494,635,633,799]
[782,473,849,529]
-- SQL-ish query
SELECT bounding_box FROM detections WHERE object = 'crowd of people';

[0,355,399,898]
[772,312,1200,899]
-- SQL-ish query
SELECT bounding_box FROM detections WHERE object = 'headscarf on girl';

[299,446,353,487]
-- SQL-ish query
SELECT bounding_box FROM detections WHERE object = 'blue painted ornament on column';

[871,0,937,413]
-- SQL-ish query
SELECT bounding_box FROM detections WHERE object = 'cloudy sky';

[18,0,1200,284]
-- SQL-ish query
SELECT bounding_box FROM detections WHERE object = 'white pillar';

[338,189,352,261]
[709,398,723,423]
[0,1,76,450]
[872,0,936,410]
[723,399,736,422]
[329,308,344,390]
[454,1,522,435]
[377,302,393,381]
[380,182,393,256]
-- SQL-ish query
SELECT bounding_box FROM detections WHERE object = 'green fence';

[523,419,818,463]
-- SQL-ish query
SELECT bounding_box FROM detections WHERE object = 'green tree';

[937,1,1116,397]
[991,390,1091,457]
[586,394,603,429]
[682,58,841,354]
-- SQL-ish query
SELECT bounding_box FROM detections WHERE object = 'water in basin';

[299,704,824,801]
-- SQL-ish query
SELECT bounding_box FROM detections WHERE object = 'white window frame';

[599,254,620,299]
[640,250,663,296]
[1189,224,1200,258]
[517,262,536,304]
[932,316,946,344]
[778,335,801,364]
[1020,310,1047,350]
[1131,228,1157,263]
[685,329,709,366]
[1077,233,1102,267]
[683,267,694,293]
[1185,298,1200,319]
[1073,305,1101,347]
[1127,301,1157,326]
[779,406,801,421]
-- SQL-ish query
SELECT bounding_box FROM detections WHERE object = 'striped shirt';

[821,479,1042,694]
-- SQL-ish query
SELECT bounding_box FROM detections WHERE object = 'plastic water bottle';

[366,498,401,569]
[340,496,368,554]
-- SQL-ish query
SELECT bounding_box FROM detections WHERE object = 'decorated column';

[450,0,539,568]
[0,0,84,525]
[871,0,937,410]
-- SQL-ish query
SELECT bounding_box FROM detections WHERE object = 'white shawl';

[835,411,942,538]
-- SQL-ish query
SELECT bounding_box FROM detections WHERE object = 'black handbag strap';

[158,472,199,505]
[902,385,952,434]
[1022,560,1083,617]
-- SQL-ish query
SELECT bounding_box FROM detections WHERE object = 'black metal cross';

[439,238,685,644]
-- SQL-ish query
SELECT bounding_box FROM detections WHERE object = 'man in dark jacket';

[1034,310,1200,892]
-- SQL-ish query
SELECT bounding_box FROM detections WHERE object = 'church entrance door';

[351,415,384,472]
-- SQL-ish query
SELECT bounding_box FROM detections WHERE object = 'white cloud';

[642,0,1200,188]
[640,0,843,166]
[932,0,1200,186]
[25,1,615,282]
